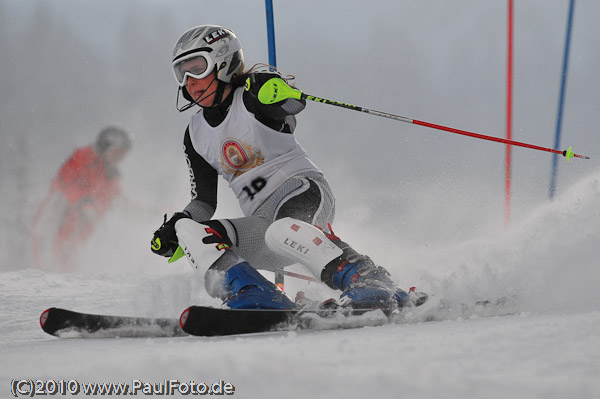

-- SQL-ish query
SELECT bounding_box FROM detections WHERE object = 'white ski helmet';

[172,25,245,86]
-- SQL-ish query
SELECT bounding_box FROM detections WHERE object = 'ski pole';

[274,268,320,283]
[253,78,590,162]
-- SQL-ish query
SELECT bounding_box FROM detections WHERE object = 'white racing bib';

[188,88,321,215]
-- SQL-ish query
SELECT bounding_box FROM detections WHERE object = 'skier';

[151,25,412,310]
[31,126,132,272]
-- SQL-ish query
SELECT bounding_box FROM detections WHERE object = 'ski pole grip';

[256,77,303,104]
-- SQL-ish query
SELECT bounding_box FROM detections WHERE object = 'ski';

[40,307,186,338]
[179,295,517,337]
[179,306,298,336]
[179,304,413,337]
[39,295,516,338]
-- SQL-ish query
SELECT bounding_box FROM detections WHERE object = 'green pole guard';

[253,77,303,105]
[168,245,185,263]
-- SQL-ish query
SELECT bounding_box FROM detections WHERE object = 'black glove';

[244,72,276,99]
[243,72,306,118]
[201,219,235,250]
[151,212,190,257]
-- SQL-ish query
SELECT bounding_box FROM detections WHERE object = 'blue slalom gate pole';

[549,0,576,199]
[265,0,284,289]
[265,0,277,70]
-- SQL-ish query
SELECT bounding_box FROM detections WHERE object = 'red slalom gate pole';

[506,0,514,225]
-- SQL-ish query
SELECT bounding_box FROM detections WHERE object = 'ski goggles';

[172,52,215,86]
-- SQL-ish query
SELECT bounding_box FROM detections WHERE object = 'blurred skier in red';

[31,126,132,271]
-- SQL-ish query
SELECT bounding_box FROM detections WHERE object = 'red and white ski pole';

[274,268,320,283]
[255,78,590,162]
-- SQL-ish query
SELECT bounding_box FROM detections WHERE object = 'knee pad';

[265,217,343,278]
[174,218,231,271]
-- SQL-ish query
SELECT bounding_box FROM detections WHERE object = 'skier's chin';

[193,93,215,108]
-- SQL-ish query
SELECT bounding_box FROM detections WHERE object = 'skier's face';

[186,72,219,107]
[102,146,128,166]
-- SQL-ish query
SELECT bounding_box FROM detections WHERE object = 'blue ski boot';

[224,262,296,310]
[321,235,410,310]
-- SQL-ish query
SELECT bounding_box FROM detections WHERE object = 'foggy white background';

[1,0,598,276]
[2,2,600,398]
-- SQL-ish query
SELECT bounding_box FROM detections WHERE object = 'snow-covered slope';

[2,171,599,398]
